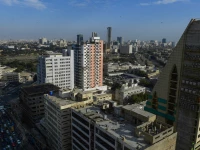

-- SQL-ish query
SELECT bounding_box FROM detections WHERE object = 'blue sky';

[0,0,199,41]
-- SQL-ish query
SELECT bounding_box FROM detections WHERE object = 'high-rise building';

[162,38,167,43]
[73,33,103,90]
[43,88,110,150]
[71,102,177,150]
[107,27,112,49]
[37,50,74,89]
[144,19,200,150]
[77,34,83,45]
[117,37,124,45]
[43,91,93,150]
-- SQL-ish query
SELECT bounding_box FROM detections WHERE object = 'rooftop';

[21,83,59,95]
[74,105,150,149]
[44,94,75,108]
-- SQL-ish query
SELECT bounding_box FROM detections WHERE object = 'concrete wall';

[145,132,177,150]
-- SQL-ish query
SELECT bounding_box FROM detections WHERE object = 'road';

[0,109,22,150]
[0,82,36,150]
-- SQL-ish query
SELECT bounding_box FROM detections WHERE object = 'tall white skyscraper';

[37,49,74,89]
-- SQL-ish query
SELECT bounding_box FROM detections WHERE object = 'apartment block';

[20,83,59,127]
[73,33,103,90]
[37,49,74,89]
[71,101,177,150]
[144,19,200,150]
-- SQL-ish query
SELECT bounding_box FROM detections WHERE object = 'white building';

[119,45,133,54]
[115,79,146,104]
[37,50,74,89]
[39,38,48,45]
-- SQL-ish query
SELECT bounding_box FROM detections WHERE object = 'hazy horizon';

[0,0,198,42]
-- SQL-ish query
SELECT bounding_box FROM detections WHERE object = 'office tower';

[107,27,112,49]
[144,19,200,150]
[37,50,74,89]
[162,38,167,43]
[117,37,124,45]
[39,37,48,45]
[20,83,59,127]
[73,33,103,90]
[71,101,177,150]
[77,34,83,45]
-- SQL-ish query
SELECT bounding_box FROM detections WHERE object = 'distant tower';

[162,38,167,43]
[77,34,83,45]
[117,37,124,45]
[172,42,176,48]
[107,27,112,49]
[92,32,98,37]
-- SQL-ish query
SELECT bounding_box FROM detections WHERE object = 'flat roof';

[44,94,75,108]
[74,106,150,149]
[21,83,59,95]
[120,85,145,92]
[122,102,155,118]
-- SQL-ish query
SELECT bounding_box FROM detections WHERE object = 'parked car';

[17,140,21,144]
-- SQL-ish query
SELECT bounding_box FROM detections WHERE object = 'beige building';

[115,80,146,104]
[43,92,93,150]
[145,19,200,150]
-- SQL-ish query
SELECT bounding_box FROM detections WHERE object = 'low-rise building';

[115,80,146,104]
[2,72,20,82]
[20,83,59,127]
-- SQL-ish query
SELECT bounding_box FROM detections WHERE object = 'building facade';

[37,50,74,89]
[39,38,48,45]
[2,72,20,82]
[73,33,103,90]
[119,45,133,54]
[43,92,93,150]
[77,34,83,45]
[71,102,177,150]
[20,83,59,127]
[115,80,146,105]
[144,19,200,150]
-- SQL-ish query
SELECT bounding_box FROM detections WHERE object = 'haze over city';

[0,0,198,41]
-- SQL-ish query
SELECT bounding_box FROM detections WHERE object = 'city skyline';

[0,0,198,41]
